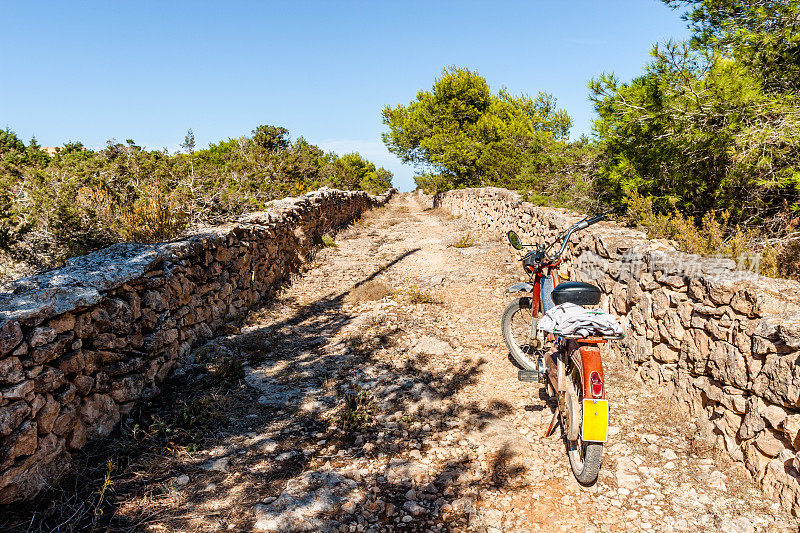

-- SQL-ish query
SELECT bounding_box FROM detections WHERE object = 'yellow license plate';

[582,399,609,442]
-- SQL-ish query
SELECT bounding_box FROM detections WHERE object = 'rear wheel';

[564,365,604,485]
[501,297,545,371]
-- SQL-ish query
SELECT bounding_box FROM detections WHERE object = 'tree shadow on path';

[2,246,534,532]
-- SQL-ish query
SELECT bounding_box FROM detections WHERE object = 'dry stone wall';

[0,187,394,503]
[435,187,800,515]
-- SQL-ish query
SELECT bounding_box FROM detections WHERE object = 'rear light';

[590,371,603,398]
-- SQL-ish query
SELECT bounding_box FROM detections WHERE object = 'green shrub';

[321,234,338,248]
[335,387,374,431]
[0,126,393,277]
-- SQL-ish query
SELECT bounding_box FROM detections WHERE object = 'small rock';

[176,474,190,486]
[257,438,279,454]
[481,508,503,530]
[202,457,230,472]
[29,327,57,348]
[403,501,425,517]
[410,336,451,356]
[755,431,784,457]
[615,457,641,491]
[708,471,727,492]
[720,517,754,533]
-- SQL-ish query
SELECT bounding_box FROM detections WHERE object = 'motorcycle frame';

[524,260,607,439]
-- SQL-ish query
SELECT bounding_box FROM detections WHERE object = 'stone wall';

[435,187,800,515]
[0,187,394,503]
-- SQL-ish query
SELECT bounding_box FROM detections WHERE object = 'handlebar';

[574,213,606,231]
[586,213,607,226]
[519,213,606,266]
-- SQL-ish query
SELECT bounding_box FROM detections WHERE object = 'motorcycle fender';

[577,344,608,442]
[578,345,605,400]
[508,282,534,293]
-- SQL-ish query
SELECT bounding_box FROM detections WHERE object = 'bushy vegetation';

[381,66,598,209]
[591,4,800,225]
[589,0,800,278]
[382,1,800,280]
[0,125,392,277]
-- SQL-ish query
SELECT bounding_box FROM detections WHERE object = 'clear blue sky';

[1,1,689,192]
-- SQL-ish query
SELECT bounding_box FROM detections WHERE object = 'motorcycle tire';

[565,365,604,485]
[501,297,543,372]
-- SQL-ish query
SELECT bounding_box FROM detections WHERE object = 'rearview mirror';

[507,230,522,250]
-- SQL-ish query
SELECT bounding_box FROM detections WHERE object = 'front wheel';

[501,297,544,371]
[564,365,604,485]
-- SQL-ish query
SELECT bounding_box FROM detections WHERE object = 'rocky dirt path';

[11,193,796,532]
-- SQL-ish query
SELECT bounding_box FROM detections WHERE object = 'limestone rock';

[738,397,765,440]
[0,320,23,357]
[385,459,430,486]
[35,395,60,435]
[720,517,754,533]
[1,379,33,400]
[760,401,788,429]
[48,314,75,334]
[755,430,785,457]
[403,500,426,517]
[615,457,640,491]
[0,401,31,437]
[201,457,230,473]
[411,336,452,356]
[29,327,56,348]
[0,357,24,384]
[253,470,360,532]
[784,414,800,449]
[653,343,679,363]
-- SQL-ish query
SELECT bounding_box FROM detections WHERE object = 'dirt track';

[7,193,796,532]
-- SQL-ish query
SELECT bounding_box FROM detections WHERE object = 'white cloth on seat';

[537,302,623,337]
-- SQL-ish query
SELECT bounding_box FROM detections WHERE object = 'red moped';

[501,214,619,485]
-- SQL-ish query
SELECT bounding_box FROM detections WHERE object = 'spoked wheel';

[501,297,546,371]
[564,365,604,485]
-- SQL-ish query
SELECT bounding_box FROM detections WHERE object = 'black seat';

[551,281,601,306]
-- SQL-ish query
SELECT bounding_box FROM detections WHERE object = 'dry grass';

[405,286,439,305]
[358,206,387,227]
[622,192,800,279]
[761,239,800,280]
[379,218,404,228]
[425,207,458,220]
[450,233,475,248]
[343,280,394,306]
[117,182,189,243]
[208,353,245,385]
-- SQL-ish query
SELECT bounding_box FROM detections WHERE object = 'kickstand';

[544,410,559,438]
